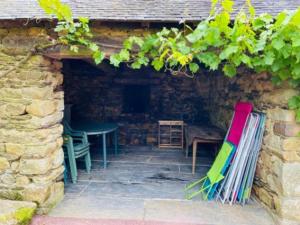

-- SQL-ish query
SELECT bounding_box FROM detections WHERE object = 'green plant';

[38,0,105,64]
[39,0,300,121]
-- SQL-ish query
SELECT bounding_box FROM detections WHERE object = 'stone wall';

[63,59,211,146]
[0,21,299,224]
[0,26,64,214]
[206,69,300,225]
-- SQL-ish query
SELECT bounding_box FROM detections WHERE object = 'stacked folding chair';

[185,102,266,205]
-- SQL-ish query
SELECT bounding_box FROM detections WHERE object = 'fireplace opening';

[122,84,150,113]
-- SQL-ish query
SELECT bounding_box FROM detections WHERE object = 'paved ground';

[31,146,275,225]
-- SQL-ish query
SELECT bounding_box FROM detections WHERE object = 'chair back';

[63,119,73,135]
[226,102,253,146]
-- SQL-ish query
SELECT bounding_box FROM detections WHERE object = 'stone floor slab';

[49,146,275,225]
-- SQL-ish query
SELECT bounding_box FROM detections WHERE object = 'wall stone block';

[0,157,10,173]
[23,183,51,204]
[263,134,282,152]
[267,108,296,122]
[21,86,53,100]
[0,88,22,99]
[15,175,30,187]
[261,88,299,107]
[24,140,60,158]
[0,144,5,152]
[26,100,57,117]
[282,137,300,152]
[32,166,64,185]
[0,124,63,145]
[50,148,64,170]
[274,122,300,137]
[10,162,19,173]
[278,196,300,221]
[5,143,25,157]
[281,162,300,197]
[37,182,64,214]
[0,102,26,116]
[30,111,64,128]
[0,174,16,185]
[19,156,52,175]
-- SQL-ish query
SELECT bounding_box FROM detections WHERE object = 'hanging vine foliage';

[39,0,300,120]
[38,0,105,64]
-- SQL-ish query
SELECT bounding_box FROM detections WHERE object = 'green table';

[72,121,119,169]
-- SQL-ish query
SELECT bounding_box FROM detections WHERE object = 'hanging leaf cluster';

[38,0,300,121]
[110,0,300,119]
[38,0,105,64]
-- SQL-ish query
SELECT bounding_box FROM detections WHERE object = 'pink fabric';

[226,102,253,146]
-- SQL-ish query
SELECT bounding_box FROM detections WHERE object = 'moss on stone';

[0,190,24,201]
[0,201,36,225]
[15,207,35,225]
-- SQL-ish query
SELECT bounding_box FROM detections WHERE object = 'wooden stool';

[192,138,222,174]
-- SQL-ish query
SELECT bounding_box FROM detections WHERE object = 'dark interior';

[62,59,215,146]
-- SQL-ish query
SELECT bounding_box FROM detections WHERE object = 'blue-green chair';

[63,121,91,183]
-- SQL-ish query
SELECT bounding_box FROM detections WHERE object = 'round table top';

[72,121,118,135]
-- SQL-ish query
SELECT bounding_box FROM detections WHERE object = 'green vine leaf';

[219,45,239,60]
[152,58,164,71]
[93,51,105,64]
[196,52,220,70]
[110,54,122,67]
[223,64,237,77]
[271,39,285,51]
[263,51,275,65]
[189,63,200,73]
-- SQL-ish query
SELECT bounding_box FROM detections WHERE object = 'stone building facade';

[0,21,299,225]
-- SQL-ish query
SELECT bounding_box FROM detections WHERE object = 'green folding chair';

[63,121,91,183]
[185,141,235,199]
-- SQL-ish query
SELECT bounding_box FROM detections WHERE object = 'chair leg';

[102,133,107,169]
[192,140,197,175]
[63,159,68,183]
[185,144,189,158]
[68,155,77,183]
[114,129,118,155]
[85,151,91,173]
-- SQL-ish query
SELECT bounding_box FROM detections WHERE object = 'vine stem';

[0,41,65,78]
[0,49,35,78]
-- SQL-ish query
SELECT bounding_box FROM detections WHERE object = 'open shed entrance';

[52,58,273,223]
[62,59,213,146]
[60,58,220,191]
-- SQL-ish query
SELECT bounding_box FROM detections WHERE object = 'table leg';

[102,133,107,169]
[192,140,197,175]
[185,143,189,158]
[114,129,118,155]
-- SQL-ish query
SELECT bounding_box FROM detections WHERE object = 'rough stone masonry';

[0,22,299,225]
[0,26,64,214]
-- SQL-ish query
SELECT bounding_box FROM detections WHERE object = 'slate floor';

[47,145,275,225]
